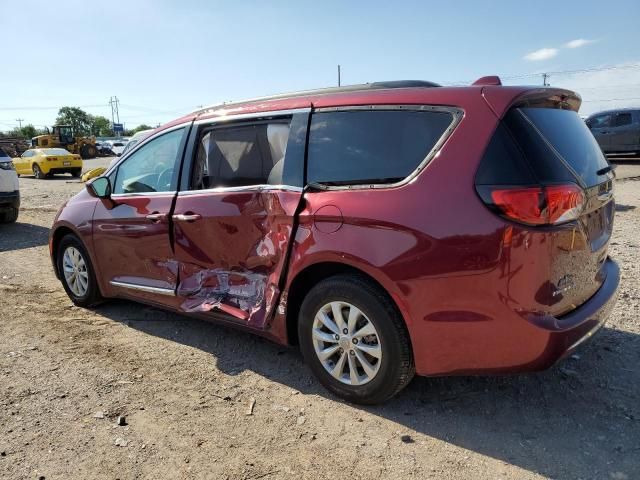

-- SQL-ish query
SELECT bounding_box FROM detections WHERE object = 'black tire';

[80,144,97,159]
[32,163,46,179]
[0,207,18,223]
[298,274,414,404]
[56,234,103,307]
[71,168,82,178]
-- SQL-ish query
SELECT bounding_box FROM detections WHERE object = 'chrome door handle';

[172,213,202,222]
[145,213,166,222]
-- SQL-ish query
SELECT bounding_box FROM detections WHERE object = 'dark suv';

[586,108,640,155]
[50,78,619,404]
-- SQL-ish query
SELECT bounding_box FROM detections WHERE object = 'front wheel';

[57,234,103,307]
[0,207,18,223]
[298,274,414,404]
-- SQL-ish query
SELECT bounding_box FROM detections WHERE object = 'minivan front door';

[92,126,190,305]
[588,113,612,152]
[171,113,308,328]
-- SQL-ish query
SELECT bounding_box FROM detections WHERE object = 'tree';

[56,107,94,136]
[123,124,154,136]
[91,115,112,136]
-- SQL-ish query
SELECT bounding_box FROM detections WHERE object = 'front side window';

[190,119,292,190]
[113,128,184,194]
[307,110,454,185]
[589,115,611,128]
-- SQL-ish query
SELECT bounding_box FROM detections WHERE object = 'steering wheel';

[156,167,174,190]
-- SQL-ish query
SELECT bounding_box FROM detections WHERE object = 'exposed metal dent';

[177,267,270,322]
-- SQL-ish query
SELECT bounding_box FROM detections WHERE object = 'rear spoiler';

[476,79,581,118]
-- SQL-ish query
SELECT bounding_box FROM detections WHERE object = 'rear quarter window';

[509,108,610,187]
[307,110,454,185]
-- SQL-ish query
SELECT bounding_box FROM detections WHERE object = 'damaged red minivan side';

[50,79,619,404]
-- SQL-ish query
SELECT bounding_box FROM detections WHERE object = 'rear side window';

[614,113,632,127]
[516,108,609,187]
[307,110,454,185]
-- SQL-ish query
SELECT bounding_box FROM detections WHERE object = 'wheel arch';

[50,225,77,279]
[284,261,411,346]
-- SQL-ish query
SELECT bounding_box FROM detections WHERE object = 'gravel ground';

[0,163,639,480]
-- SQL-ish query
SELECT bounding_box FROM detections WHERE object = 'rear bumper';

[0,190,20,209]
[523,256,620,368]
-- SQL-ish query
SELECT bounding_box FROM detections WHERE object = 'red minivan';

[50,79,619,404]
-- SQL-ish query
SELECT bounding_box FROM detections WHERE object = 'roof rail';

[193,80,441,115]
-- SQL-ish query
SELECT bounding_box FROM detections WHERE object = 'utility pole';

[338,64,341,87]
[542,73,550,86]
[15,118,24,129]
[109,96,121,136]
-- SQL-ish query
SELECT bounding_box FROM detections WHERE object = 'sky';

[1,0,640,131]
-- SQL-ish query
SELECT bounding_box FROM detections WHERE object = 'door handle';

[172,213,202,222]
[146,212,166,222]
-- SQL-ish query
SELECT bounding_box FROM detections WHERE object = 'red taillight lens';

[46,156,56,161]
[488,184,585,226]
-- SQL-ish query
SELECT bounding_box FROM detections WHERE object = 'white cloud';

[524,48,559,62]
[550,61,640,115]
[565,38,596,49]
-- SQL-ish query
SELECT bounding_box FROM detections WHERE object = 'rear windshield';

[512,108,610,187]
[307,110,454,185]
[43,148,71,155]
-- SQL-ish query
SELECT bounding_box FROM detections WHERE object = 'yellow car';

[13,148,83,179]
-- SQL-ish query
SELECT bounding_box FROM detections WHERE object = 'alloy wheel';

[62,246,89,297]
[311,301,382,386]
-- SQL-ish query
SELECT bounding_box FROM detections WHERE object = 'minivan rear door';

[171,111,309,328]
[609,111,638,152]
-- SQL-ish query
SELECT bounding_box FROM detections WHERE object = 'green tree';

[56,107,94,136]
[91,115,112,136]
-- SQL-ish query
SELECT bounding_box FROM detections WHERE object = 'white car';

[108,140,129,157]
[0,148,19,223]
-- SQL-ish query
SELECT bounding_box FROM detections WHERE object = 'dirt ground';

[1,160,639,480]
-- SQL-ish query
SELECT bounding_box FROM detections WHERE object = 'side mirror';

[86,176,112,199]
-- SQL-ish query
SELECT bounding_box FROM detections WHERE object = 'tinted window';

[43,148,71,155]
[514,108,609,187]
[589,115,610,128]
[307,110,453,185]
[614,113,632,127]
[190,120,291,189]
[113,128,184,194]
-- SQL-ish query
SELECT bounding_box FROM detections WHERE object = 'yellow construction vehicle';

[31,125,98,159]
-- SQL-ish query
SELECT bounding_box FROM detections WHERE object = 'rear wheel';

[32,164,45,179]
[71,168,82,178]
[298,274,414,404]
[0,207,18,223]
[57,234,103,307]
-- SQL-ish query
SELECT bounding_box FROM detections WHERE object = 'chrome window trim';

[104,123,190,176]
[111,190,177,199]
[307,105,464,191]
[178,184,302,196]
[110,280,175,296]
[192,107,311,127]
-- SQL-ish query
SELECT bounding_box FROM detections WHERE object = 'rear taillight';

[480,184,585,226]
[46,156,55,161]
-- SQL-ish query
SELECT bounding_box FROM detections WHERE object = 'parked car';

[108,140,128,157]
[120,129,154,157]
[13,148,83,179]
[586,108,640,155]
[49,79,619,404]
[0,147,19,223]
